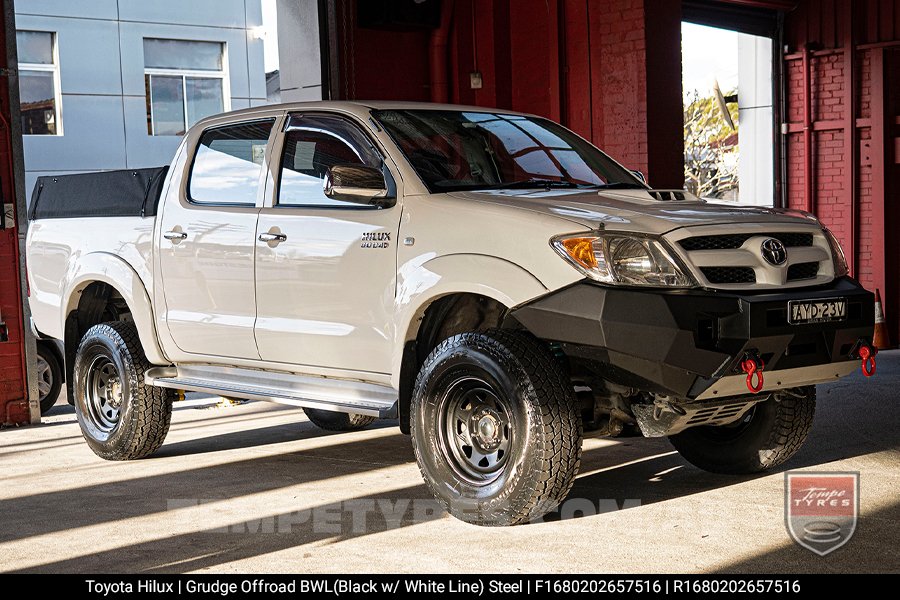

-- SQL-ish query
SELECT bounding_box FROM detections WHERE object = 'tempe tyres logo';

[785,471,859,556]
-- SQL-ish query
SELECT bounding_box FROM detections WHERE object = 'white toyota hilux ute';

[27,101,877,526]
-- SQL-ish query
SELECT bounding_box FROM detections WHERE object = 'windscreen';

[372,109,647,193]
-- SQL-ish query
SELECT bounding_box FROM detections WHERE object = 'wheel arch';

[61,253,168,402]
[392,254,550,433]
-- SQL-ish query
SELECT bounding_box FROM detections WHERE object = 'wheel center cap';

[107,378,123,409]
[478,416,498,440]
[471,409,503,450]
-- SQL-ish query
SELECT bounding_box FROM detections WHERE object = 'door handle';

[258,232,287,243]
[163,230,187,241]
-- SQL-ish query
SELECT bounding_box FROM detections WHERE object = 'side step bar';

[145,365,398,418]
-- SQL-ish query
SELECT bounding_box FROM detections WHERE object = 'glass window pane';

[479,119,535,154]
[144,38,223,71]
[19,70,57,135]
[507,117,568,148]
[551,149,604,185]
[512,149,562,179]
[374,109,641,192]
[17,31,53,64]
[278,115,381,207]
[189,120,274,205]
[149,75,185,136]
[185,77,224,129]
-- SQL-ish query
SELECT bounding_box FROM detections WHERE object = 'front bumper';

[508,277,874,399]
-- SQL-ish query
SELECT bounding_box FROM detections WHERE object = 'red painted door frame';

[0,0,38,425]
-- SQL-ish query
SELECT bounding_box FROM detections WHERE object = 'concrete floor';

[1,353,898,574]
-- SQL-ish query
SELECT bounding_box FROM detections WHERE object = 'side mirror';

[630,169,647,184]
[324,164,395,208]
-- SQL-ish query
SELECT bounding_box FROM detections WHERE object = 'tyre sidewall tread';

[669,387,816,474]
[411,329,582,526]
[73,322,173,460]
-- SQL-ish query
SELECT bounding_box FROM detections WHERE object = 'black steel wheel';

[73,322,174,460]
[411,329,582,526]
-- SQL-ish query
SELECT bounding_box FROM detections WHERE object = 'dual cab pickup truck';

[27,101,876,525]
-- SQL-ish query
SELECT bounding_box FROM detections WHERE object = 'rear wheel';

[36,343,63,415]
[668,386,815,474]
[73,322,174,460]
[411,330,582,526]
[303,408,376,431]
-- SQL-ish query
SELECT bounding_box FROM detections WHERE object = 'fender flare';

[61,252,168,365]
[391,253,549,388]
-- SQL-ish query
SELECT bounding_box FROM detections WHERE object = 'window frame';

[144,39,230,136]
[17,30,63,136]
[273,112,392,211]
[185,117,278,208]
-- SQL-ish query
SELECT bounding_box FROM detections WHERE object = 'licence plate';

[788,298,847,325]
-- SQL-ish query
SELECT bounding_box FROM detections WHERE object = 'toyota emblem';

[761,238,787,266]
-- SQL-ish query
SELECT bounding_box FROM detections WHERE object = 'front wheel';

[668,386,816,474]
[73,322,174,460]
[411,330,582,526]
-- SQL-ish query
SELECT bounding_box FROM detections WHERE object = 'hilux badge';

[361,231,391,249]
[761,238,787,265]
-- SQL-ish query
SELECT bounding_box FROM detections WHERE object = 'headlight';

[551,233,695,288]
[823,228,849,277]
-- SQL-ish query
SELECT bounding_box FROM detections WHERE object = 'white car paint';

[26,100,835,394]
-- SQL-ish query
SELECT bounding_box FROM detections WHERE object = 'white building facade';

[15,0,267,197]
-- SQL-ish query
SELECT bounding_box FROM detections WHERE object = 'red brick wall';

[784,0,900,344]
[590,1,649,172]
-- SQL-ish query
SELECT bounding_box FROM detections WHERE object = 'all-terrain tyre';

[411,329,582,526]
[668,386,816,474]
[73,322,174,460]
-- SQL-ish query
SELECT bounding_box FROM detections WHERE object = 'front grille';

[680,232,814,251]
[775,232,816,247]
[700,266,756,284]
[786,261,820,281]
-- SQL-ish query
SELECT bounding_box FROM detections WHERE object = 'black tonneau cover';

[29,167,170,220]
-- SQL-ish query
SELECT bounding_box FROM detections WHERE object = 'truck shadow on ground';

[709,498,900,573]
[4,355,897,573]
[4,396,898,574]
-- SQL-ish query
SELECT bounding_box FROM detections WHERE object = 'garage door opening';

[682,21,775,206]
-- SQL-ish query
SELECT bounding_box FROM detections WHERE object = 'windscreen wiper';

[496,179,581,189]
[588,181,648,190]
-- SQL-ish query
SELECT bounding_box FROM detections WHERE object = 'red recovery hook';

[741,353,765,394]
[858,344,877,377]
